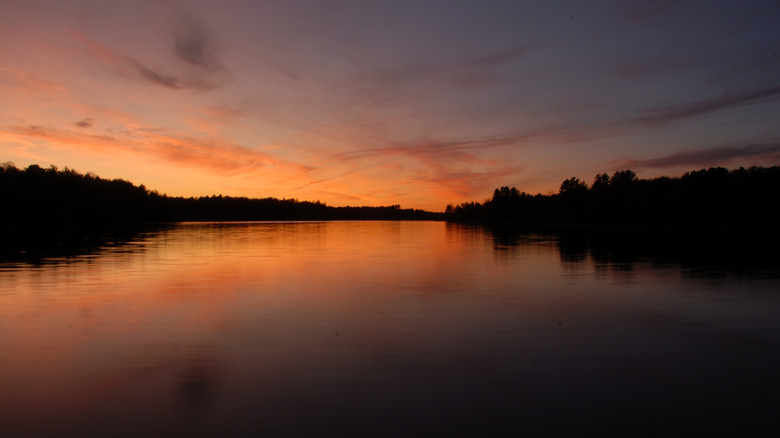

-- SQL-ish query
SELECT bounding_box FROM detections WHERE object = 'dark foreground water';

[1,221,779,437]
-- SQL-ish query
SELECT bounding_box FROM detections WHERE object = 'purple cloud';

[351,45,535,93]
[618,0,683,23]
[466,45,533,70]
[74,118,95,128]
[172,13,223,72]
[132,61,218,90]
[75,13,227,92]
[637,86,780,124]
[620,142,780,168]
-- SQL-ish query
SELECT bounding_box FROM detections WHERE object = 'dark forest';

[3,162,779,228]
[0,162,441,225]
[446,167,780,228]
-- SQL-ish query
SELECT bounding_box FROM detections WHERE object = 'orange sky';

[2,0,779,211]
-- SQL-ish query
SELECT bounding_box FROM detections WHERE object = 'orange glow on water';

[2,222,780,436]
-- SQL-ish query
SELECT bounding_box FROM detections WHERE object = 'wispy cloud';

[636,86,780,124]
[349,44,535,97]
[8,124,115,145]
[132,63,183,89]
[466,45,533,70]
[74,17,228,91]
[330,134,518,162]
[327,119,626,166]
[172,13,223,72]
[2,122,308,175]
[0,66,70,96]
[618,142,780,169]
[131,60,218,90]
[319,134,527,202]
[618,0,683,23]
[610,55,679,80]
[407,160,524,201]
[74,118,94,128]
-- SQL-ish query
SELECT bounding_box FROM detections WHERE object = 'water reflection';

[473,224,780,279]
[1,221,779,437]
[0,223,172,268]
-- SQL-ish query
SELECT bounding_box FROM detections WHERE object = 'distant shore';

[3,162,779,228]
[0,163,443,225]
[445,166,780,228]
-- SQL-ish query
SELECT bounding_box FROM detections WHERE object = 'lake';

[1,221,779,437]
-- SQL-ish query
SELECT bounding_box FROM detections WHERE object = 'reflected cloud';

[3,221,780,436]
[176,350,220,417]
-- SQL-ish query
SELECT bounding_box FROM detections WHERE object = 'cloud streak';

[4,0,780,210]
[2,123,309,175]
[131,60,218,90]
[637,86,780,124]
[406,159,524,200]
[173,14,223,72]
[350,44,535,97]
[619,142,780,169]
[327,118,627,166]
[331,134,518,162]
[74,118,94,128]
[466,45,533,70]
[74,21,227,91]
[618,0,683,23]
[317,134,528,202]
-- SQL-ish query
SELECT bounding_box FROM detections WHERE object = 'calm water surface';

[1,221,779,437]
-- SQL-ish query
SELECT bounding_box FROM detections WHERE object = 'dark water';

[1,221,779,437]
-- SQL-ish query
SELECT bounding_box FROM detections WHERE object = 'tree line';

[445,166,780,227]
[0,162,442,226]
[4,162,778,228]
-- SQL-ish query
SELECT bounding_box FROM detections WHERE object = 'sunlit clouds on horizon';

[2,0,779,210]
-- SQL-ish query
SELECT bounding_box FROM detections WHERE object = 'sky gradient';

[2,0,779,211]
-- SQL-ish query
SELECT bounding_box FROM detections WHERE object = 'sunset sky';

[2,0,779,211]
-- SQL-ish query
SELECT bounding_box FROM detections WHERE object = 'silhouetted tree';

[610,169,637,186]
[591,173,610,191]
[559,177,587,196]
[446,166,780,228]
[557,177,588,222]
[0,163,443,225]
